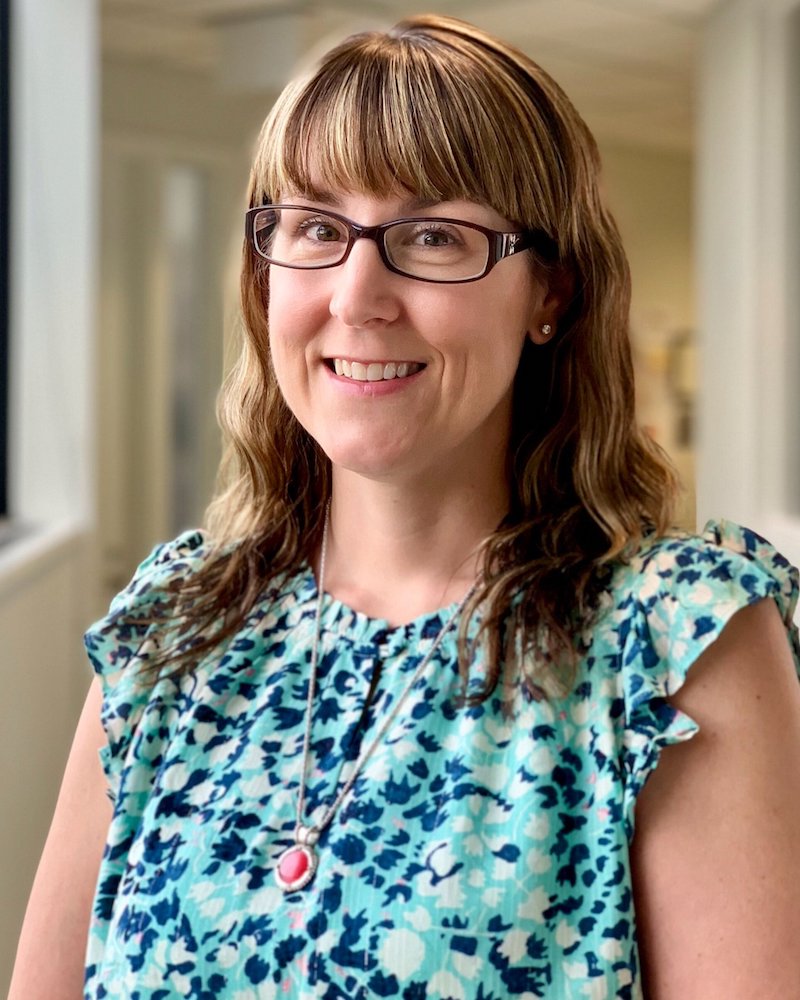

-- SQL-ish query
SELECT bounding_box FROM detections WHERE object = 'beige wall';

[0,534,97,990]
[602,142,695,333]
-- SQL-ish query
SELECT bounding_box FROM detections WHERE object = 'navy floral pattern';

[83,519,800,999]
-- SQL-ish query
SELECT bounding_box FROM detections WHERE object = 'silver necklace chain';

[295,501,477,839]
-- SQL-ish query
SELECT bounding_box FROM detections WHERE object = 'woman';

[10,13,800,1000]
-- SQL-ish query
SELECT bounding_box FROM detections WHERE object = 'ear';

[527,267,574,345]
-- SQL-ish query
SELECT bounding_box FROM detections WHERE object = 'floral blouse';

[83,519,800,1000]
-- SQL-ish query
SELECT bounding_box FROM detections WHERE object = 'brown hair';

[152,14,680,698]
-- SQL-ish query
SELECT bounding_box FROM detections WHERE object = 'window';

[0,0,10,519]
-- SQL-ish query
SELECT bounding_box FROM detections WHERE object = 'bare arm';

[8,677,112,1000]
[632,597,800,999]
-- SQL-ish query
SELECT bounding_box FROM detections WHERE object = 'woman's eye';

[420,230,452,246]
[296,218,342,242]
[412,224,461,248]
[311,223,342,242]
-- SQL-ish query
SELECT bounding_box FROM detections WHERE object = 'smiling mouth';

[328,359,426,382]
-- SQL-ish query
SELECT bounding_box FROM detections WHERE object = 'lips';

[329,359,426,382]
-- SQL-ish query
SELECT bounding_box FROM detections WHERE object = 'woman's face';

[267,185,553,485]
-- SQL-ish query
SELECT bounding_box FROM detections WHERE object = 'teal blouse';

[83,519,800,999]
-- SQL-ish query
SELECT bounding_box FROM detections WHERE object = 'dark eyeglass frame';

[245,204,557,284]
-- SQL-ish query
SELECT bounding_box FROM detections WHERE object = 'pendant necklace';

[275,502,476,892]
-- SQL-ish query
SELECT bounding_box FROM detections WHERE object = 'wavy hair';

[157,13,680,698]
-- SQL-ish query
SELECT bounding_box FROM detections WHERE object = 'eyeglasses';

[245,205,556,284]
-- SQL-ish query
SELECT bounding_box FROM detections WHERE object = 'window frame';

[0,0,10,519]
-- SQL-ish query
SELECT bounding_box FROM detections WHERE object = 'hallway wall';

[0,0,98,989]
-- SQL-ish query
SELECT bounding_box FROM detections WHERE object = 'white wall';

[1,0,98,990]
[10,0,97,525]
[697,0,800,564]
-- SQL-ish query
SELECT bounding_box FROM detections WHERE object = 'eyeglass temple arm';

[496,230,558,262]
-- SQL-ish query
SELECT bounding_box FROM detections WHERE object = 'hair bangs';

[253,34,526,220]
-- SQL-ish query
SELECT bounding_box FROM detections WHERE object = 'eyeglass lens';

[252,207,492,281]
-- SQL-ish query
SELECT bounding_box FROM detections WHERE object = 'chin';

[322,438,417,481]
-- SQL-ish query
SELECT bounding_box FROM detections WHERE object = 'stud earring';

[541,324,552,337]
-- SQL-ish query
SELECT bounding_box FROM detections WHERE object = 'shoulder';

[604,518,799,678]
[630,587,800,998]
[82,530,212,801]
[83,529,210,682]
[592,519,800,831]
[615,517,797,613]
[104,529,209,618]
[607,514,800,690]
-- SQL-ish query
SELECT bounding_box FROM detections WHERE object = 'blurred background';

[2,0,799,987]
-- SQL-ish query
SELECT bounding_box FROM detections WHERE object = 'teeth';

[332,359,422,382]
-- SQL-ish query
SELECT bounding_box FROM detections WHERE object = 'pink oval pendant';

[275,844,317,892]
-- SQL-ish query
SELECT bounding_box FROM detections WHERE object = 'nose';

[328,236,402,328]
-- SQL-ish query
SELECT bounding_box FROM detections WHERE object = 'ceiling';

[101,0,722,151]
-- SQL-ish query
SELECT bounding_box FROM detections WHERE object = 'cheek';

[266,286,309,405]
[267,276,319,378]
[449,289,530,368]
[267,275,299,342]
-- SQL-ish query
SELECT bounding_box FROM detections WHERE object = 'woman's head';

[230,14,645,534]
[208,14,677,693]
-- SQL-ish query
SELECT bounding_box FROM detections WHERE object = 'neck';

[321,467,510,626]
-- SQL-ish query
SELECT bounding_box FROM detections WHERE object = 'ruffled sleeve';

[620,518,800,830]
[83,530,206,802]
